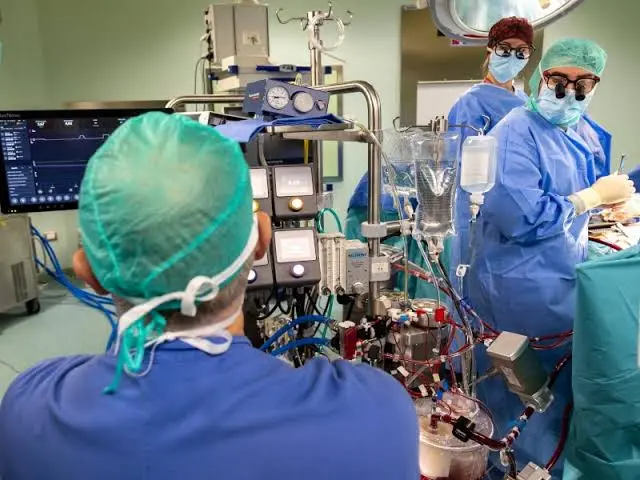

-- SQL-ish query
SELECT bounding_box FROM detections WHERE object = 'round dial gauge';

[266,86,290,110]
[293,92,315,114]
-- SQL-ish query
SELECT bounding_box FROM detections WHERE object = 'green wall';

[0,0,46,108]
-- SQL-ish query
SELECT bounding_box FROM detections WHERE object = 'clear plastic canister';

[415,392,494,480]
[460,135,498,196]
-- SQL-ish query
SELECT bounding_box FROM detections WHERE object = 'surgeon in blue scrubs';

[450,20,613,296]
[468,38,635,476]
[448,17,535,295]
[346,17,535,299]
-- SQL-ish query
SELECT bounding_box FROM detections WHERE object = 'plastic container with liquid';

[378,128,418,199]
[415,392,494,480]
[410,131,460,242]
[460,135,498,198]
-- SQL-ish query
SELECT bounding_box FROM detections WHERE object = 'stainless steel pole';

[315,82,382,314]
[165,81,383,315]
[308,11,324,201]
[165,95,244,109]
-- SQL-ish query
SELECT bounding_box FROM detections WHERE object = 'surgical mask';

[488,52,528,83]
[536,87,593,127]
[104,216,259,394]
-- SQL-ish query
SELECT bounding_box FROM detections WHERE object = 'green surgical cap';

[79,112,254,300]
[529,37,607,96]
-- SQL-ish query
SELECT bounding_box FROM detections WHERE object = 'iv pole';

[275,1,353,201]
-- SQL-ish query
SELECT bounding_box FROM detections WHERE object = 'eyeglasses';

[543,72,600,95]
[494,43,534,60]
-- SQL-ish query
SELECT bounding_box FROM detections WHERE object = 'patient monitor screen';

[0,109,166,213]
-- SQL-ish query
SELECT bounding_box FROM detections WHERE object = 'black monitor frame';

[0,108,171,214]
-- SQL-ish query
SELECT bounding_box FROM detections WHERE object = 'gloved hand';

[570,174,636,215]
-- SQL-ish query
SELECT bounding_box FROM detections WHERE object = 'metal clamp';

[360,222,388,239]
[449,115,491,135]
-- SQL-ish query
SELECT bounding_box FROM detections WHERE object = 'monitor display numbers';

[274,166,314,197]
[274,230,317,263]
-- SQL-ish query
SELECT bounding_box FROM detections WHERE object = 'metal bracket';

[370,256,390,282]
[276,1,353,31]
[360,222,388,239]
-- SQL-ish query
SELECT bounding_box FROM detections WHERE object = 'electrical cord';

[270,337,331,357]
[306,291,332,317]
[31,226,118,351]
[260,315,332,352]
[193,57,205,95]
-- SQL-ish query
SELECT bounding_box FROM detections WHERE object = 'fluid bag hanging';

[411,131,460,246]
[459,134,497,210]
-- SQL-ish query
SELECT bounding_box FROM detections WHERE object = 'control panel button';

[290,264,305,278]
[248,269,257,284]
[288,197,304,212]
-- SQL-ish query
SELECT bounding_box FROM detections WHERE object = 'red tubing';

[546,402,573,471]
[588,236,622,251]
[548,353,572,390]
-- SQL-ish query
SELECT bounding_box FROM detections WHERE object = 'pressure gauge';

[266,86,290,110]
[293,92,315,114]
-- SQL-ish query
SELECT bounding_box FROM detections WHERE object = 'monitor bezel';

[0,108,172,214]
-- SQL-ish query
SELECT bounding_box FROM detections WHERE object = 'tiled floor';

[0,283,112,400]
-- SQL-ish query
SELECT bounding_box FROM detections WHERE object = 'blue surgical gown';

[447,83,529,298]
[630,164,640,191]
[574,113,612,179]
[0,337,419,480]
[449,87,611,298]
[468,106,597,476]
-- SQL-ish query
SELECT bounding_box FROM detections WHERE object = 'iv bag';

[460,135,497,196]
[411,131,460,241]
[378,129,418,199]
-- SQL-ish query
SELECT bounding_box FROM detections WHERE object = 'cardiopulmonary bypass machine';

[0,2,578,479]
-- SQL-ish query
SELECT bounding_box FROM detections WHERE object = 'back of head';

[528,37,607,95]
[79,112,255,302]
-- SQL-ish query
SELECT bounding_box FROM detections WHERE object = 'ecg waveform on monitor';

[30,134,111,143]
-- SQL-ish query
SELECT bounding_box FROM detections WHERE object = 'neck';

[486,73,514,92]
[166,296,247,336]
[113,294,246,337]
[226,313,246,336]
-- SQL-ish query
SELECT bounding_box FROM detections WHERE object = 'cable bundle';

[31,226,117,350]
